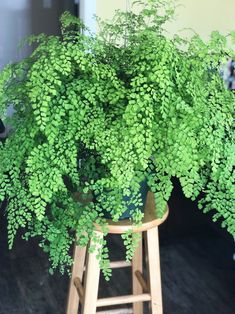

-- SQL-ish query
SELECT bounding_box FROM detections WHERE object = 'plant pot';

[101,179,149,220]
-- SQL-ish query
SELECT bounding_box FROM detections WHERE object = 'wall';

[0,0,75,117]
[167,0,235,40]
[96,0,235,39]
[80,0,96,34]
[0,0,75,70]
[1,0,235,69]
[31,0,64,37]
[0,0,31,69]
[96,0,127,22]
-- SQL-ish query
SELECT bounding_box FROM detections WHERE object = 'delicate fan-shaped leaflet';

[199,141,235,234]
[0,66,13,116]
[0,0,234,279]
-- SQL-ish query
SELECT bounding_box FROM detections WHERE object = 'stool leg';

[144,231,151,314]
[66,244,87,314]
[82,231,103,314]
[132,232,143,314]
[146,227,163,314]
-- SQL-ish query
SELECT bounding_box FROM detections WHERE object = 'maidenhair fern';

[0,0,234,279]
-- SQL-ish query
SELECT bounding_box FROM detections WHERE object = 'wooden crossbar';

[97,293,151,307]
[74,276,149,308]
[97,309,133,314]
[110,260,131,269]
[74,277,84,302]
[135,270,149,293]
[83,260,131,271]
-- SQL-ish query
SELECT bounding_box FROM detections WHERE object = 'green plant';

[0,0,234,279]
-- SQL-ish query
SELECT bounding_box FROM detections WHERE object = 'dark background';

[0,179,234,314]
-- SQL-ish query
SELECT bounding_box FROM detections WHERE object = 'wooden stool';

[66,191,169,314]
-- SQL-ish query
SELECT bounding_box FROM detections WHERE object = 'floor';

[0,182,234,314]
[0,221,234,314]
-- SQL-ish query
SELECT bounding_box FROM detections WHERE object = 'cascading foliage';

[0,0,234,279]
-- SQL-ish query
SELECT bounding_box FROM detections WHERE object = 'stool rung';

[74,277,84,302]
[97,309,133,314]
[83,260,131,271]
[135,270,149,293]
[110,260,131,269]
[97,293,151,307]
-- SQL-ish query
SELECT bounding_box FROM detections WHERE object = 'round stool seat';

[94,191,169,234]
